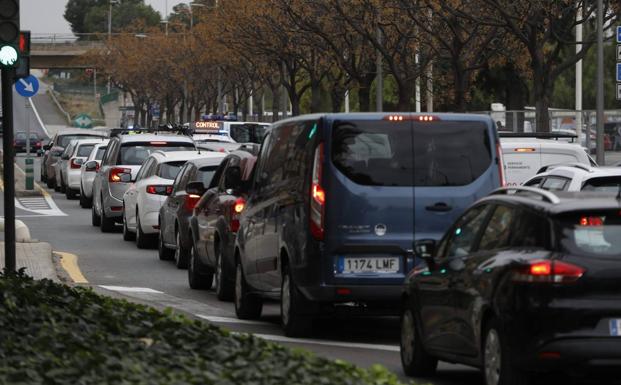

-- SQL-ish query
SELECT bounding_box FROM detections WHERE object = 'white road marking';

[15,194,66,216]
[197,315,271,326]
[98,285,164,293]
[243,333,400,352]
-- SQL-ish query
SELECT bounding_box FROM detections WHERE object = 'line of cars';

[39,115,621,385]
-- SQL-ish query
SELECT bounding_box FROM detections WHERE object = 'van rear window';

[331,120,492,186]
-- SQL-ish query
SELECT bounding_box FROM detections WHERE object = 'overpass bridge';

[31,34,104,69]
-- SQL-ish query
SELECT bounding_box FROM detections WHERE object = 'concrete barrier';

[0,218,31,242]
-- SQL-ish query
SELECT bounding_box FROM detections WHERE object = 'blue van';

[233,113,504,336]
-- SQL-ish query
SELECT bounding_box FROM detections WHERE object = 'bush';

[0,270,410,385]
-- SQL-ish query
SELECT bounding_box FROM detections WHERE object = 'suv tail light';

[70,158,83,169]
[229,197,246,232]
[146,185,173,196]
[184,194,201,211]
[109,167,131,183]
[310,143,325,240]
[512,260,585,284]
[496,142,506,187]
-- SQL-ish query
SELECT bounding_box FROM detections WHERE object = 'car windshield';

[15,133,26,140]
[59,135,103,148]
[331,120,492,186]
[77,145,95,157]
[581,176,621,193]
[118,142,195,165]
[559,210,621,257]
[157,161,185,180]
[197,166,218,187]
[95,147,107,160]
[229,124,269,144]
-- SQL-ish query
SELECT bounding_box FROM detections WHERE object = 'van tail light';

[146,185,173,196]
[310,143,325,240]
[70,158,83,169]
[184,194,201,211]
[496,142,506,187]
[229,197,246,232]
[512,260,585,284]
[109,167,131,183]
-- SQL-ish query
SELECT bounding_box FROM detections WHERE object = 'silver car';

[91,134,196,232]
[79,140,109,208]
[55,138,107,199]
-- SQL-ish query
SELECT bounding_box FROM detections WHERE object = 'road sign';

[617,84,621,101]
[618,63,621,83]
[73,113,93,128]
[14,75,38,97]
[617,26,621,43]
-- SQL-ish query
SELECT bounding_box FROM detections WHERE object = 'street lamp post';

[107,0,119,94]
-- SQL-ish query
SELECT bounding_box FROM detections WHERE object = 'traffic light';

[15,30,29,78]
[0,0,20,68]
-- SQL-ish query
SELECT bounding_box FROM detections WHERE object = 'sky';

[21,0,170,36]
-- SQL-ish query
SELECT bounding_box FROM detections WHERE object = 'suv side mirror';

[61,154,70,160]
[414,239,437,268]
[186,181,206,196]
[119,173,132,183]
[224,166,242,190]
[84,160,99,172]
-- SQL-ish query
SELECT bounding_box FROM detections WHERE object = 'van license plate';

[338,257,399,274]
[610,319,621,336]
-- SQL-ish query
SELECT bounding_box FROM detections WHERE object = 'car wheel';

[66,187,77,200]
[400,306,438,376]
[122,209,135,241]
[188,242,213,290]
[173,228,189,269]
[59,176,66,193]
[234,259,262,320]
[483,319,530,385]
[158,227,174,261]
[215,242,234,301]
[79,186,91,208]
[46,174,55,189]
[281,266,313,337]
[135,213,152,249]
[100,196,116,233]
[91,200,101,226]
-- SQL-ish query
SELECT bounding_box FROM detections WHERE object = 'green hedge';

[0,270,410,385]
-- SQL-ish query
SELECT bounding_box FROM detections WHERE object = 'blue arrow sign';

[14,75,39,98]
[617,63,621,83]
[617,26,621,43]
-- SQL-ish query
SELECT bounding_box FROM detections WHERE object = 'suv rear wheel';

[234,259,262,319]
[100,196,116,233]
[280,266,313,337]
[483,318,530,385]
[188,243,213,290]
[400,306,437,376]
[173,228,189,269]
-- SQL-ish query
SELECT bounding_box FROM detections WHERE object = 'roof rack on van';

[499,132,577,141]
[490,186,560,204]
[536,162,592,174]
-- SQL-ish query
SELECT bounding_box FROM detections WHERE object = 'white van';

[190,121,270,144]
[501,136,596,186]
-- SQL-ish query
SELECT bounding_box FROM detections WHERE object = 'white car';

[55,138,107,199]
[122,150,224,248]
[523,164,621,192]
[79,140,109,208]
[501,135,596,186]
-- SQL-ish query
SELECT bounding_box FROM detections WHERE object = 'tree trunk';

[310,80,322,113]
[453,63,467,112]
[396,81,413,112]
[533,66,551,133]
[357,73,375,112]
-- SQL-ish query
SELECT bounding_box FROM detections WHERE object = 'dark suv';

[188,151,256,298]
[401,187,621,385]
[233,113,503,337]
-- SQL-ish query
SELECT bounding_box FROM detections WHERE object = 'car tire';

[100,196,116,233]
[158,228,174,261]
[188,242,213,290]
[215,242,234,301]
[483,318,530,385]
[59,176,66,194]
[122,210,135,241]
[46,175,55,189]
[280,266,313,337]
[79,186,91,209]
[66,187,77,200]
[91,200,101,227]
[173,228,189,269]
[234,259,262,320]
[135,213,152,249]
[400,306,438,377]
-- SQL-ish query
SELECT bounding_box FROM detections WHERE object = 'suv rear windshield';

[197,166,218,187]
[581,176,621,192]
[59,135,103,148]
[229,124,269,144]
[158,161,185,180]
[118,142,195,165]
[331,120,492,186]
[559,210,621,256]
[77,145,95,157]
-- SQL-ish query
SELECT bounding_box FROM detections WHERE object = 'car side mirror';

[61,154,70,160]
[414,239,437,268]
[224,166,242,190]
[186,181,206,196]
[119,173,132,183]
[84,160,99,172]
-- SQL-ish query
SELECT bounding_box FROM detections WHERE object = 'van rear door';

[501,140,542,185]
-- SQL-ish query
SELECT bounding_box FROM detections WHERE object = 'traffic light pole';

[2,67,16,272]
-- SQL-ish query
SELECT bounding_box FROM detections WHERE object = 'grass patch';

[56,93,104,123]
[0,270,411,385]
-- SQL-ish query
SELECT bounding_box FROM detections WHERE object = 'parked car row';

[40,114,621,385]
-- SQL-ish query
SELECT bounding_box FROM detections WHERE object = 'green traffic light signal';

[0,44,18,67]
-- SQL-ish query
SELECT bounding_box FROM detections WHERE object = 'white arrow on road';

[19,78,34,93]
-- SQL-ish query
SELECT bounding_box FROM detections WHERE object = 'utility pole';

[575,2,583,143]
[2,68,16,272]
[596,0,604,164]
[375,26,383,112]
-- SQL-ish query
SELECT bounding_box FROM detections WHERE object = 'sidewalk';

[0,241,59,282]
